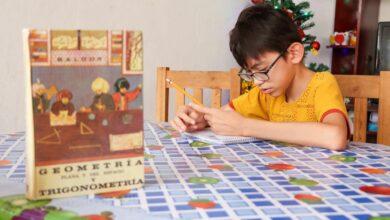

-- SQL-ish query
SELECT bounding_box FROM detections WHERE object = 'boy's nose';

[253,78,266,86]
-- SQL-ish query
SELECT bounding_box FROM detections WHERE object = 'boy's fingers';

[187,124,198,132]
[170,120,180,132]
[171,120,183,132]
[174,117,187,131]
[188,120,208,132]
[189,110,199,118]
[189,110,205,123]
[189,103,213,115]
[178,111,196,125]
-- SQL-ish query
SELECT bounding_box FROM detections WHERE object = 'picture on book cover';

[25,29,144,199]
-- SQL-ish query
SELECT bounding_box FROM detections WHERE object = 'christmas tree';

[241,0,329,94]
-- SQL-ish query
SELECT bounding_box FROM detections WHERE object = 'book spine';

[23,29,36,199]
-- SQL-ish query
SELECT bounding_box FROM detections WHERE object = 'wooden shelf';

[330,0,380,75]
[326,45,356,49]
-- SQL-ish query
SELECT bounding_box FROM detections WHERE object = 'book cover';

[23,29,144,199]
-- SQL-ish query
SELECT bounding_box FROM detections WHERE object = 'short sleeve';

[230,87,269,120]
[314,74,348,122]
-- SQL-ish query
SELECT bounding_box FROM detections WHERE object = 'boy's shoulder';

[314,71,336,81]
[312,71,338,87]
[311,71,344,100]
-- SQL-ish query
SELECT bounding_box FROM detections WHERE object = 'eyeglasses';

[238,52,285,82]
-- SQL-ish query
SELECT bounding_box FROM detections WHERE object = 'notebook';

[184,128,259,144]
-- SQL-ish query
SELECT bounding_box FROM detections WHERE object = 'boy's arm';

[221,104,233,111]
[191,104,348,151]
[243,112,348,151]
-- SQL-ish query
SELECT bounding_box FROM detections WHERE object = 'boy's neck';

[285,64,315,103]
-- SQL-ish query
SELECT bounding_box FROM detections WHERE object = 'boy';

[170,4,349,151]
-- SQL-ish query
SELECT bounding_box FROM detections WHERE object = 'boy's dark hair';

[114,77,130,92]
[229,3,302,69]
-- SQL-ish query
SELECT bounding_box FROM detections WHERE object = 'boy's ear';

[286,42,304,64]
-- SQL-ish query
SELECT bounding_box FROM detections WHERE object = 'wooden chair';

[335,71,390,145]
[156,67,241,122]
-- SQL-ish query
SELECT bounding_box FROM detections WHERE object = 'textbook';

[24,29,144,199]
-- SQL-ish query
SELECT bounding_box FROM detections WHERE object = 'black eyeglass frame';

[238,52,285,82]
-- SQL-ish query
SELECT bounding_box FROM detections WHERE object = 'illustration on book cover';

[25,29,144,199]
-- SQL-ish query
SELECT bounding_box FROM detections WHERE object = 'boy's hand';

[170,105,208,132]
[189,103,246,136]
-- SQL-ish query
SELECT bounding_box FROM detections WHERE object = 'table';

[0,122,389,220]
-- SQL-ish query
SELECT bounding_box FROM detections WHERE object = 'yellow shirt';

[231,72,349,131]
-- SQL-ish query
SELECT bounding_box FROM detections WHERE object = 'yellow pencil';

[166,78,204,106]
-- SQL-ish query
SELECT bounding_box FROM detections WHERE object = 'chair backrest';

[335,71,390,145]
[156,67,241,122]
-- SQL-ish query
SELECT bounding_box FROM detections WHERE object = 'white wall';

[380,0,390,22]
[0,0,335,133]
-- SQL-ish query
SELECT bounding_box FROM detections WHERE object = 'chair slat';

[229,68,241,100]
[353,97,368,142]
[378,71,390,144]
[193,88,203,105]
[175,90,185,114]
[211,89,221,108]
[156,67,169,122]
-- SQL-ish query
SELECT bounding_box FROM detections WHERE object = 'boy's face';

[245,51,294,97]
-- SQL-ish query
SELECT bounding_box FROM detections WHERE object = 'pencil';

[166,78,204,106]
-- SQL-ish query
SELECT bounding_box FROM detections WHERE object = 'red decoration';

[262,151,284,158]
[98,189,131,198]
[0,160,11,166]
[267,163,295,171]
[82,215,108,220]
[297,28,305,39]
[282,9,294,20]
[251,0,264,4]
[295,194,323,204]
[360,167,387,175]
[144,166,153,174]
[311,41,320,50]
[189,200,217,209]
[360,185,390,195]
[334,34,345,44]
[208,164,233,171]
